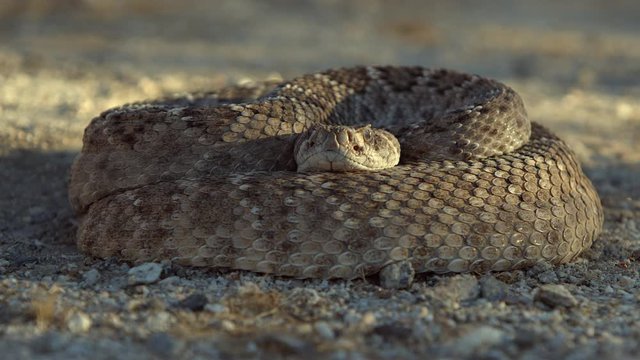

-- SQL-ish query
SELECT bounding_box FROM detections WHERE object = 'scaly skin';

[69,66,603,279]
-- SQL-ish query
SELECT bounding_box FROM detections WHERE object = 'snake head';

[294,124,400,172]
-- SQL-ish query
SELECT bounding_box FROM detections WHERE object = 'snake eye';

[353,145,362,152]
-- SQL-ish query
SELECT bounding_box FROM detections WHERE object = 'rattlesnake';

[69,66,603,279]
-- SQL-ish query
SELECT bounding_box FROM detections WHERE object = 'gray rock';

[25,206,53,224]
[175,293,208,311]
[158,276,181,286]
[432,274,480,303]
[537,270,559,284]
[314,321,334,340]
[0,258,9,274]
[127,262,163,285]
[480,276,510,301]
[82,269,101,286]
[534,284,578,308]
[617,275,636,288]
[146,332,183,357]
[32,332,69,354]
[379,260,415,289]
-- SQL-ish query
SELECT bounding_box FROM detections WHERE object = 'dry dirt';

[1,1,639,359]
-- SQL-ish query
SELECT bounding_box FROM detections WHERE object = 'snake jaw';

[294,124,400,172]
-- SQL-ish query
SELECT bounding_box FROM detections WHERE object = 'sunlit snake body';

[69,66,603,279]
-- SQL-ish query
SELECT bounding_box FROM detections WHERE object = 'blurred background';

[2,0,640,82]
[0,0,638,238]
[1,0,639,152]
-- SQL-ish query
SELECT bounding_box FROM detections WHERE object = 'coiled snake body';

[69,66,603,279]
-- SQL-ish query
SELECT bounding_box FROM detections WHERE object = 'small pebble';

[534,284,578,308]
[537,270,559,284]
[513,327,546,347]
[32,332,69,354]
[480,276,509,301]
[147,332,182,357]
[25,206,53,224]
[66,312,92,333]
[175,293,208,311]
[379,260,415,289]
[205,303,226,314]
[256,334,310,355]
[361,312,377,328]
[452,326,505,356]
[314,321,334,340]
[296,323,313,335]
[281,288,330,321]
[618,275,636,288]
[128,263,163,285]
[82,269,101,286]
[158,276,181,286]
[372,323,414,340]
[145,312,173,332]
[220,320,236,332]
[432,274,480,303]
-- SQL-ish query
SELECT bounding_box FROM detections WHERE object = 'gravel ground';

[1,1,639,359]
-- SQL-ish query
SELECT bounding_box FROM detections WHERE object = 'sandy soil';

[1,1,639,359]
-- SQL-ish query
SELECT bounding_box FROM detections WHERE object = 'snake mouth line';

[297,150,374,172]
